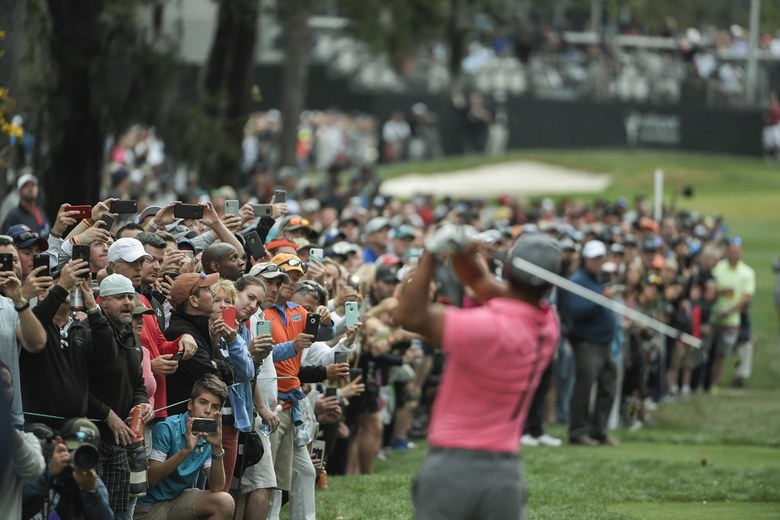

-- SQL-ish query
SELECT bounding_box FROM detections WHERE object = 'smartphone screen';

[325,387,338,398]
[273,190,286,203]
[222,306,237,329]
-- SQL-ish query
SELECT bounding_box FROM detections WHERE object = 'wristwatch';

[212,448,226,460]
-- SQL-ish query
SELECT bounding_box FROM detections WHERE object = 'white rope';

[511,256,703,349]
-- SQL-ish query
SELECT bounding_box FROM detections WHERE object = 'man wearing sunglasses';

[263,253,334,514]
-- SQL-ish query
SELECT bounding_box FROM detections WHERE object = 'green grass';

[306,150,780,519]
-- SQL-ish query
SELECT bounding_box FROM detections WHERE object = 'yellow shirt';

[712,259,755,327]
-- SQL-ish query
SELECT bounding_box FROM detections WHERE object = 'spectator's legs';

[592,345,617,441]
[392,397,417,448]
[288,443,317,520]
[524,363,553,438]
[241,488,272,520]
[221,423,239,492]
[352,412,382,474]
[193,490,235,520]
[554,339,574,425]
[569,341,600,442]
[733,339,754,385]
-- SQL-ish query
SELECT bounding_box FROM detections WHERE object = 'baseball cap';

[271,253,306,275]
[292,238,314,251]
[16,173,38,191]
[330,241,361,257]
[581,240,607,259]
[133,297,154,316]
[175,236,196,252]
[7,224,48,251]
[99,273,136,297]
[640,238,658,253]
[375,264,400,284]
[266,238,300,252]
[558,237,577,252]
[248,262,290,283]
[506,234,561,287]
[60,417,100,450]
[170,272,220,307]
[279,215,313,232]
[135,205,161,225]
[365,217,391,235]
[108,238,153,264]
[391,225,416,240]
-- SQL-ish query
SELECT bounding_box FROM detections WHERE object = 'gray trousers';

[569,340,617,441]
[412,447,526,520]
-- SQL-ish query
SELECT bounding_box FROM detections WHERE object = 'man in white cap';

[107,237,198,422]
[1,173,51,237]
[91,273,154,519]
[565,239,619,447]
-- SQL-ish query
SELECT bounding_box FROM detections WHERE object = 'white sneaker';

[521,434,539,447]
[643,398,658,412]
[535,434,563,447]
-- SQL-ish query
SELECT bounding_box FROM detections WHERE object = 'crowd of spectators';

[0,154,758,518]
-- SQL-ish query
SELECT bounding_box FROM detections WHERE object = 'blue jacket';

[566,267,616,345]
[220,322,255,432]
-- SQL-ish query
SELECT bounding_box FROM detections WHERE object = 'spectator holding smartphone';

[134,375,234,520]
[395,228,561,520]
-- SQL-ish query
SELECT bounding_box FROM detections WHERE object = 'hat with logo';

[271,253,305,275]
[279,215,313,232]
[7,224,48,251]
[506,234,562,287]
[248,262,290,283]
[581,240,607,259]
[60,417,100,450]
[170,272,220,307]
[133,297,154,316]
[99,273,136,297]
[108,238,153,264]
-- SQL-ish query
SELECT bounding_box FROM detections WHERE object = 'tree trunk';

[279,0,311,168]
[200,0,259,188]
[43,0,104,218]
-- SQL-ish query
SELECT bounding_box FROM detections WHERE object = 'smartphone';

[162,271,179,281]
[110,200,137,214]
[33,253,50,276]
[310,440,325,468]
[173,350,184,362]
[224,199,240,217]
[251,204,273,218]
[191,418,218,434]
[256,319,272,336]
[245,231,266,260]
[65,205,92,220]
[310,248,323,263]
[274,190,287,204]
[222,306,237,329]
[344,301,359,328]
[349,368,363,380]
[174,203,204,220]
[99,213,115,231]
[72,245,91,278]
[334,351,348,365]
[0,253,14,272]
[304,313,320,337]
[325,387,338,398]
[347,274,360,291]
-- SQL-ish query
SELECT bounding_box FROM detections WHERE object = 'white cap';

[108,237,153,264]
[582,240,607,259]
[17,173,37,191]
[99,273,135,297]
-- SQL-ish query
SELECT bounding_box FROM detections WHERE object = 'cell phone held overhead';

[174,203,204,220]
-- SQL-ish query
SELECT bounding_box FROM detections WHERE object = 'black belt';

[429,446,518,461]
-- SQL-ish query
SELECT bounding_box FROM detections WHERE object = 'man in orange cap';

[164,272,235,416]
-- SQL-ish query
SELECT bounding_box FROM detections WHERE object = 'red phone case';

[222,306,237,329]
[66,205,92,220]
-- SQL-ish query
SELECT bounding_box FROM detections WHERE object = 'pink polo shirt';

[429,297,559,453]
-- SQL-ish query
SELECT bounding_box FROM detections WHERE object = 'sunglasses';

[287,217,311,228]
[279,258,308,274]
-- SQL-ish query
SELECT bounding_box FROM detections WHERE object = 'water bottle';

[69,286,84,311]
[259,403,283,436]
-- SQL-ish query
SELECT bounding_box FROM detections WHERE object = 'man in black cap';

[395,225,561,520]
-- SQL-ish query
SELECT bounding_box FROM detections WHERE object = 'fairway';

[308,149,780,520]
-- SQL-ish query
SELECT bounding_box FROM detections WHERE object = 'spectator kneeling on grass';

[134,375,234,520]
